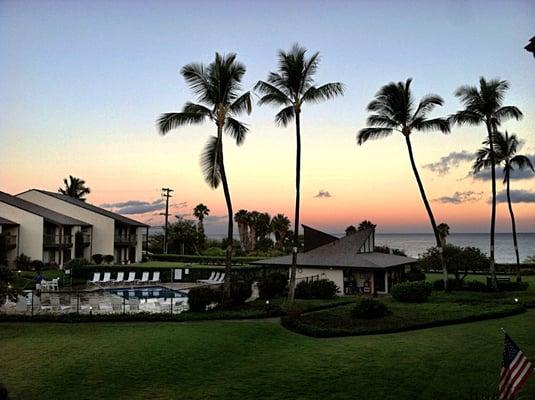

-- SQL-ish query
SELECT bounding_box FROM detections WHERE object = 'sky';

[1,0,534,235]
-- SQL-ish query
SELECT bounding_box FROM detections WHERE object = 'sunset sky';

[1,0,534,234]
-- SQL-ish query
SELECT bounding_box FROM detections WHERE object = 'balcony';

[114,234,137,246]
[4,235,17,250]
[76,232,92,247]
[43,234,73,248]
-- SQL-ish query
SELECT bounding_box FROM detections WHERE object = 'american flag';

[499,333,533,400]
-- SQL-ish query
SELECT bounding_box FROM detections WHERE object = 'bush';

[92,254,103,265]
[187,286,223,312]
[64,258,90,271]
[391,281,432,303]
[202,247,226,257]
[351,298,390,319]
[103,254,114,264]
[419,244,489,279]
[295,279,338,300]
[15,253,32,270]
[433,278,461,291]
[30,260,44,271]
[498,281,529,292]
[258,272,287,299]
[230,281,253,305]
[404,268,426,282]
[465,280,488,292]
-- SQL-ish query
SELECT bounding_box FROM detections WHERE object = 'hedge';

[149,254,265,265]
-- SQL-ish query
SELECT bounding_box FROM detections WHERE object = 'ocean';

[374,233,535,263]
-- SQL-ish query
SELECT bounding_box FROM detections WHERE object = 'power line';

[160,187,174,254]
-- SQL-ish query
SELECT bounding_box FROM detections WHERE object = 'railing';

[296,274,320,283]
[4,235,17,248]
[114,235,137,246]
[43,234,72,247]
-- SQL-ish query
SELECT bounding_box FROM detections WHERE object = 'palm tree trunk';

[505,169,521,282]
[288,110,301,303]
[486,121,498,289]
[217,125,233,300]
[404,136,447,288]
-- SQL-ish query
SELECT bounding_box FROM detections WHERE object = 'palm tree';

[451,78,523,289]
[255,44,344,302]
[437,223,450,247]
[234,209,250,252]
[358,220,377,231]
[157,53,252,299]
[271,214,291,250]
[193,204,210,235]
[345,225,357,236]
[58,175,91,201]
[357,79,450,289]
[473,131,534,281]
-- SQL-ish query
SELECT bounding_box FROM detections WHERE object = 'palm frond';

[357,127,394,145]
[449,110,484,126]
[412,118,450,133]
[366,114,398,128]
[493,106,523,123]
[200,136,221,189]
[181,63,213,104]
[157,112,207,135]
[274,106,295,127]
[183,102,213,117]
[302,82,344,103]
[255,80,291,106]
[510,155,535,172]
[229,92,252,116]
[412,94,444,120]
[225,117,249,145]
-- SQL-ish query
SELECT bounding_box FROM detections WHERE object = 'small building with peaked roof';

[253,225,418,295]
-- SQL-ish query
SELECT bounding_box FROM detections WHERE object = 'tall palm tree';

[234,209,250,252]
[157,53,252,298]
[271,214,291,250]
[451,78,523,289]
[358,220,377,231]
[193,203,210,235]
[437,223,450,247]
[357,79,450,288]
[255,44,344,302]
[59,175,91,201]
[473,131,534,281]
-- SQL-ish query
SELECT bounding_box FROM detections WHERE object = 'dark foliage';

[230,281,253,305]
[374,246,407,256]
[419,244,489,280]
[103,255,114,264]
[351,298,390,319]
[64,258,90,271]
[295,279,338,299]
[92,254,103,265]
[403,268,426,282]
[391,281,432,303]
[187,286,224,312]
[258,272,288,299]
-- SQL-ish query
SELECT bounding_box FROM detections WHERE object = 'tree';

[193,203,210,235]
[58,175,91,201]
[474,131,534,281]
[451,78,523,289]
[357,220,376,231]
[255,44,344,302]
[234,209,250,252]
[157,53,252,299]
[437,223,450,246]
[345,225,357,236]
[0,266,20,307]
[357,78,450,289]
[271,214,291,249]
[167,217,205,255]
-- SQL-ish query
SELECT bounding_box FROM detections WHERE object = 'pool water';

[104,286,187,300]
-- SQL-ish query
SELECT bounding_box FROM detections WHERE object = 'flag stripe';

[505,362,533,399]
[498,334,533,400]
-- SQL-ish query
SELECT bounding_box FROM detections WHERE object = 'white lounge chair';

[217,273,225,283]
[50,278,59,291]
[101,272,111,286]
[149,271,160,283]
[113,272,125,285]
[87,272,101,286]
[198,271,216,283]
[138,271,149,284]
[125,272,136,284]
[174,269,183,281]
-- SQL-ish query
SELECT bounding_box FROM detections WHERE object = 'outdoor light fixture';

[265,300,270,305]
[514,298,519,303]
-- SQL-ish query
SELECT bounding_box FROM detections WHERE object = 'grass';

[129,260,261,269]
[0,311,534,400]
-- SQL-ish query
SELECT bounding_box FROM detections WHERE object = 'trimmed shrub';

[30,260,44,271]
[295,279,338,300]
[103,255,114,264]
[433,278,460,291]
[64,258,90,271]
[202,247,226,257]
[92,254,103,265]
[351,298,390,319]
[230,281,253,305]
[465,280,488,292]
[391,281,432,303]
[498,281,529,292]
[187,286,223,312]
[258,272,288,299]
[404,268,426,282]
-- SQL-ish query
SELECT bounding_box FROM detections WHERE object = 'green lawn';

[130,261,261,269]
[1,311,534,400]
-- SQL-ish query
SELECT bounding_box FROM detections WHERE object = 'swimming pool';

[103,286,187,300]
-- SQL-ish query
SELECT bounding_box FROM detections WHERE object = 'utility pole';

[160,188,173,254]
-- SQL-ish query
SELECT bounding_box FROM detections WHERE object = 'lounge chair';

[217,273,225,283]
[174,269,183,281]
[101,272,111,286]
[149,271,160,283]
[138,271,149,284]
[113,272,125,285]
[125,272,136,284]
[198,271,217,283]
[87,272,101,286]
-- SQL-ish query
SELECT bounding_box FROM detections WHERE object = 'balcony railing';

[114,234,137,246]
[4,235,17,249]
[43,234,73,247]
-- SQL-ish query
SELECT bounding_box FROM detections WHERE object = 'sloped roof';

[27,190,149,227]
[0,216,19,226]
[302,225,338,252]
[0,191,91,226]
[253,226,417,269]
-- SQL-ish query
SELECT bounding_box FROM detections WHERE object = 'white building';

[0,191,92,267]
[16,190,149,264]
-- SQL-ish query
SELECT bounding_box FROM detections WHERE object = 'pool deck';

[82,282,217,292]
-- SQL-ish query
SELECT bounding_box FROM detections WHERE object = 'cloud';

[314,190,332,198]
[470,154,535,181]
[496,189,535,203]
[422,151,475,175]
[433,191,483,204]
[100,199,166,215]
